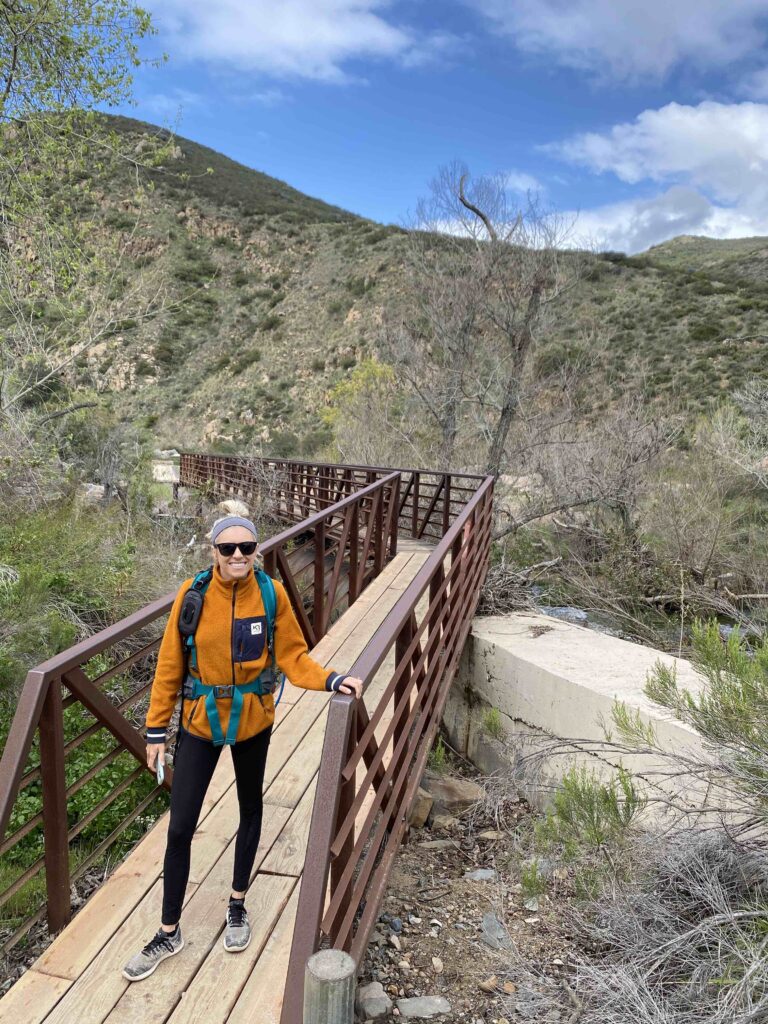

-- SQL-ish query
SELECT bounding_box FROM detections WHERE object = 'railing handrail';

[179,451,488,482]
[0,462,406,951]
[6,472,400,688]
[351,476,493,688]
[280,471,494,1023]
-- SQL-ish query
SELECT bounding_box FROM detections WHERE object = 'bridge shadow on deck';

[1,539,434,1024]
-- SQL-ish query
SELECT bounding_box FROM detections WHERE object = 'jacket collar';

[209,562,258,595]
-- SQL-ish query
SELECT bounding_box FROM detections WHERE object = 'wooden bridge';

[0,458,493,1023]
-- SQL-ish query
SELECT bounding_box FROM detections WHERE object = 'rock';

[389,934,402,951]
[356,980,393,1020]
[431,956,443,974]
[464,868,497,882]
[541,605,588,626]
[478,975,498,992]
[481,912,512,950]
[523,897,539,912]
[478,830,504,840]
[79,482,106,505]
[522,856,554,879]
[417,840,455,850]
[408,915,421,925]
[523,917,539,925]
[422,776,483,815]
[396,995,452,1018]
[430,813,459,830]
[390,917,403,933]
[409,787,433,827]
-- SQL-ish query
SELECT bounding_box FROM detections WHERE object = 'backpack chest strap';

[184,671,276,746]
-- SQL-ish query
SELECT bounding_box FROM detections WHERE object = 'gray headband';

[210,516,258,545]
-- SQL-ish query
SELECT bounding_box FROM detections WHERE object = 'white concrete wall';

[444,612,719,818]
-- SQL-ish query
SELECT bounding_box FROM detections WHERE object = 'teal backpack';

[177,566,286,746]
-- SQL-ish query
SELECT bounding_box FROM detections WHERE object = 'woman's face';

[212,525,258,582]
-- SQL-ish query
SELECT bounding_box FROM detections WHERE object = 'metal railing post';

[39,678,71,934]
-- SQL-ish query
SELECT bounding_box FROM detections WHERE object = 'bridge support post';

[303,949,356,1024]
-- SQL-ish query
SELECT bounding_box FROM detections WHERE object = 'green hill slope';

[52,117,768,454]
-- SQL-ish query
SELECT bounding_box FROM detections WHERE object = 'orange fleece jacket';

[145,565,347,744]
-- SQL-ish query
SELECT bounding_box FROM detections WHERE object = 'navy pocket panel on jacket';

[235,616,267,662]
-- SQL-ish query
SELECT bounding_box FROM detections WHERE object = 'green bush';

[260,313,281,332]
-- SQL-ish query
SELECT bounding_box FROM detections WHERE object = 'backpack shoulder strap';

[254,568,277,653]
[179,567,214,675]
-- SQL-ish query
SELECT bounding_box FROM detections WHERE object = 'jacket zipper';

[231,581,237,685]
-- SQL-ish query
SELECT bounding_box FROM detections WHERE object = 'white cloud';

[151,0,456,82]
[468,0,768,80]
[504,169,544,195]
[551,100,768,206]
[547,100,768,251]
[567,187,768,254]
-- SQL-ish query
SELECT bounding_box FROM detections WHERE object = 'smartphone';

[156,756,165,786]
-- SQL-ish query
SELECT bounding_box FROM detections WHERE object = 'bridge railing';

[179,454,485,542]
[0,469,400,954]
[280,474,494,1024]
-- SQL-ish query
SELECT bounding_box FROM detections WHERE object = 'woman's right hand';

[147,742,165,770]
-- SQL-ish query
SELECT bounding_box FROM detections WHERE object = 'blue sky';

[120,1,768,253]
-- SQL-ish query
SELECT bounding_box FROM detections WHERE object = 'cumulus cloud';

[467,0,768,80]
[567,187,768,254]
[150,0,455,82]
[504,169,544,195]
[551,100,768,202]
[550,100,768,252]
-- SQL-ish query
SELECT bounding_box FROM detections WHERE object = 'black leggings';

[161,725,272,926]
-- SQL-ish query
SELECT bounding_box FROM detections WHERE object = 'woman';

[122,515,363,981]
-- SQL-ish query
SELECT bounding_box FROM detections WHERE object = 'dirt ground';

[358,772,586,1023]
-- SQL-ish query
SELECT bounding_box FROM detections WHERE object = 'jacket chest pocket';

[234,616,267,662]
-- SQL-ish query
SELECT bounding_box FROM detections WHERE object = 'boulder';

[422,776,483,815]
[408,787,433,828]
[355,980,392,1020]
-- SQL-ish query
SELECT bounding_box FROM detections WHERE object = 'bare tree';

[382,161,584,476]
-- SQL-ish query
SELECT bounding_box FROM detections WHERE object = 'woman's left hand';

[337,676,363,699]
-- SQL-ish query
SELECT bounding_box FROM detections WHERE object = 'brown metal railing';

[0,467,400,952]
[180,454,485,542]
[280,475,494,1024]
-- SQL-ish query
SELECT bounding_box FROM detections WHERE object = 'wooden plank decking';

[0,539,434,1024]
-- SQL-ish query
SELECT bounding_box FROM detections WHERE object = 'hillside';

[46,116,768,455]
[644,234,768,285]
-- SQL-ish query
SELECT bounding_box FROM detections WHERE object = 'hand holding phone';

[156,756,165,786]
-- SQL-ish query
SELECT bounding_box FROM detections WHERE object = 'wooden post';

[303,949,356,1024]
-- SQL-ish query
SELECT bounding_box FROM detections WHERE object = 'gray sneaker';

[223,900,251,952]
[122,926,184,981]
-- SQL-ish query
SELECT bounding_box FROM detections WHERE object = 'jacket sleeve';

[274,579,348,692]
[145,580,191,743]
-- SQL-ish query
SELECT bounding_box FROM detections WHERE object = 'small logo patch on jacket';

[251,622,263,635]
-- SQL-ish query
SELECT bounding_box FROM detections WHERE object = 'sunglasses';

[214,541,258,556]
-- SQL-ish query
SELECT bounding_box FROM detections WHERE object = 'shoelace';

[228,901,246,927]
[143,930,175,956]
